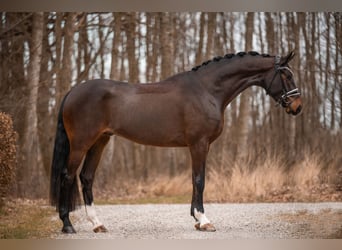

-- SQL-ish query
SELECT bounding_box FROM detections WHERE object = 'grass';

[276,208,342,238]
[96,194,191,205]
[0,199,59,239]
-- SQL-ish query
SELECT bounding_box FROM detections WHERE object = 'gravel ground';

[52,203,342,239]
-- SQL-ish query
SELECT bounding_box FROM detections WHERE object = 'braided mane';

[191,51,271,71]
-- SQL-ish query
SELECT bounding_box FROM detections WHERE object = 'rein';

[266,56,301,107]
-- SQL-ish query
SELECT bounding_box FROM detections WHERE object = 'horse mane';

[191,51,271,71]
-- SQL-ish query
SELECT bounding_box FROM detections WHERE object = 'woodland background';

[0,12,341,202]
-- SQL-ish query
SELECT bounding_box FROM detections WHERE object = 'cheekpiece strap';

[275,55,281,68]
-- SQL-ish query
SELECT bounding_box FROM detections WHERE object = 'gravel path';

[53,203,342,239]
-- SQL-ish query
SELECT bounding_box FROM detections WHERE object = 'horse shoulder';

[181,86,223,144]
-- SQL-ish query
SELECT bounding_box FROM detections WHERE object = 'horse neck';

[195,56,274,110]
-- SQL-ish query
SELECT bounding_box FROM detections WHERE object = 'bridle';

[266,56,301,107]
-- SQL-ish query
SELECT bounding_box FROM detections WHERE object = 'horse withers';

[50,51,302,234]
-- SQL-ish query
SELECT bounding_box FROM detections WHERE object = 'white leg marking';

[85,203,103,229]
[194,208,211,226]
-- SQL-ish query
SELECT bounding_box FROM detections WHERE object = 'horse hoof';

[93,225,108,233]
[62,225,76,234]
[195,223,216,232]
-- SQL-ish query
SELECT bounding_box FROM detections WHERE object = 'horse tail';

[50,92,80,211]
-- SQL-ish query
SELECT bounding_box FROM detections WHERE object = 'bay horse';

[50,51,302,234]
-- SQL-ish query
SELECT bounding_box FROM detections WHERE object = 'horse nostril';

[297,105,302,114]
[293,105,302,115]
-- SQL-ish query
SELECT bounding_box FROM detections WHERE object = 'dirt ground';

[53,203,342,239]
[1,200,341,239]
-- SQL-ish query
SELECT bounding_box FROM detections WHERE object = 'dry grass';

[206,154,341,202]
[276,208,342,238]
[95,172,192,204]
[206,157,288,202]
[95,153,342,203]
[0,199,59,239]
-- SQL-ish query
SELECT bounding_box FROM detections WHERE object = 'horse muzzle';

[285,97,302,116]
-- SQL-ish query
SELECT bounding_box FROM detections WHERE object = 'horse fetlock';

[193,208,216,232]
[194,208,211,225]
[85,203,104,231]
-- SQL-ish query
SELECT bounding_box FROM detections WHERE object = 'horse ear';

[281,51,295,65]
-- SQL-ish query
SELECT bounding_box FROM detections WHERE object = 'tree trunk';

[235,12,254,162]
[159,12,176,176]
[205,12,216,59]
[110,13,122,80]
[160,12,174,79]
[124,12,139,83]
[37,13,53,177]
[76,13,90,83]
[56,12,75,109]
[195,12,205,65]
[19,12,44,197]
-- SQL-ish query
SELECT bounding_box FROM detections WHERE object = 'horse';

[50,51,302,234]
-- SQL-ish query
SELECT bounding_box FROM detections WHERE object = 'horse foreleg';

[189,140,216,232]
[80,135,110,233]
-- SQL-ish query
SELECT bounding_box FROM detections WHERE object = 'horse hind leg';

[59,149,84,234]
[80,134,110,233]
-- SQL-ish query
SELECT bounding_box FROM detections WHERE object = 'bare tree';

[124,12,139,83]
[19,12,44,197]
[56,13,76,109]
[37,13,54,177]
[235,12,254,162]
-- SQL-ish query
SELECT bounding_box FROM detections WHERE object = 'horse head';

[265,51,302,116]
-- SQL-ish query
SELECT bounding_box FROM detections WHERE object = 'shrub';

[0,112,17,207]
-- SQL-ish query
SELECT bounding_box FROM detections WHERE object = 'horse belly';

[113,100,186,147]
[115,120,186,147]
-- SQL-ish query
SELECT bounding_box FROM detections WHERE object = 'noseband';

[266,56,301,107]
